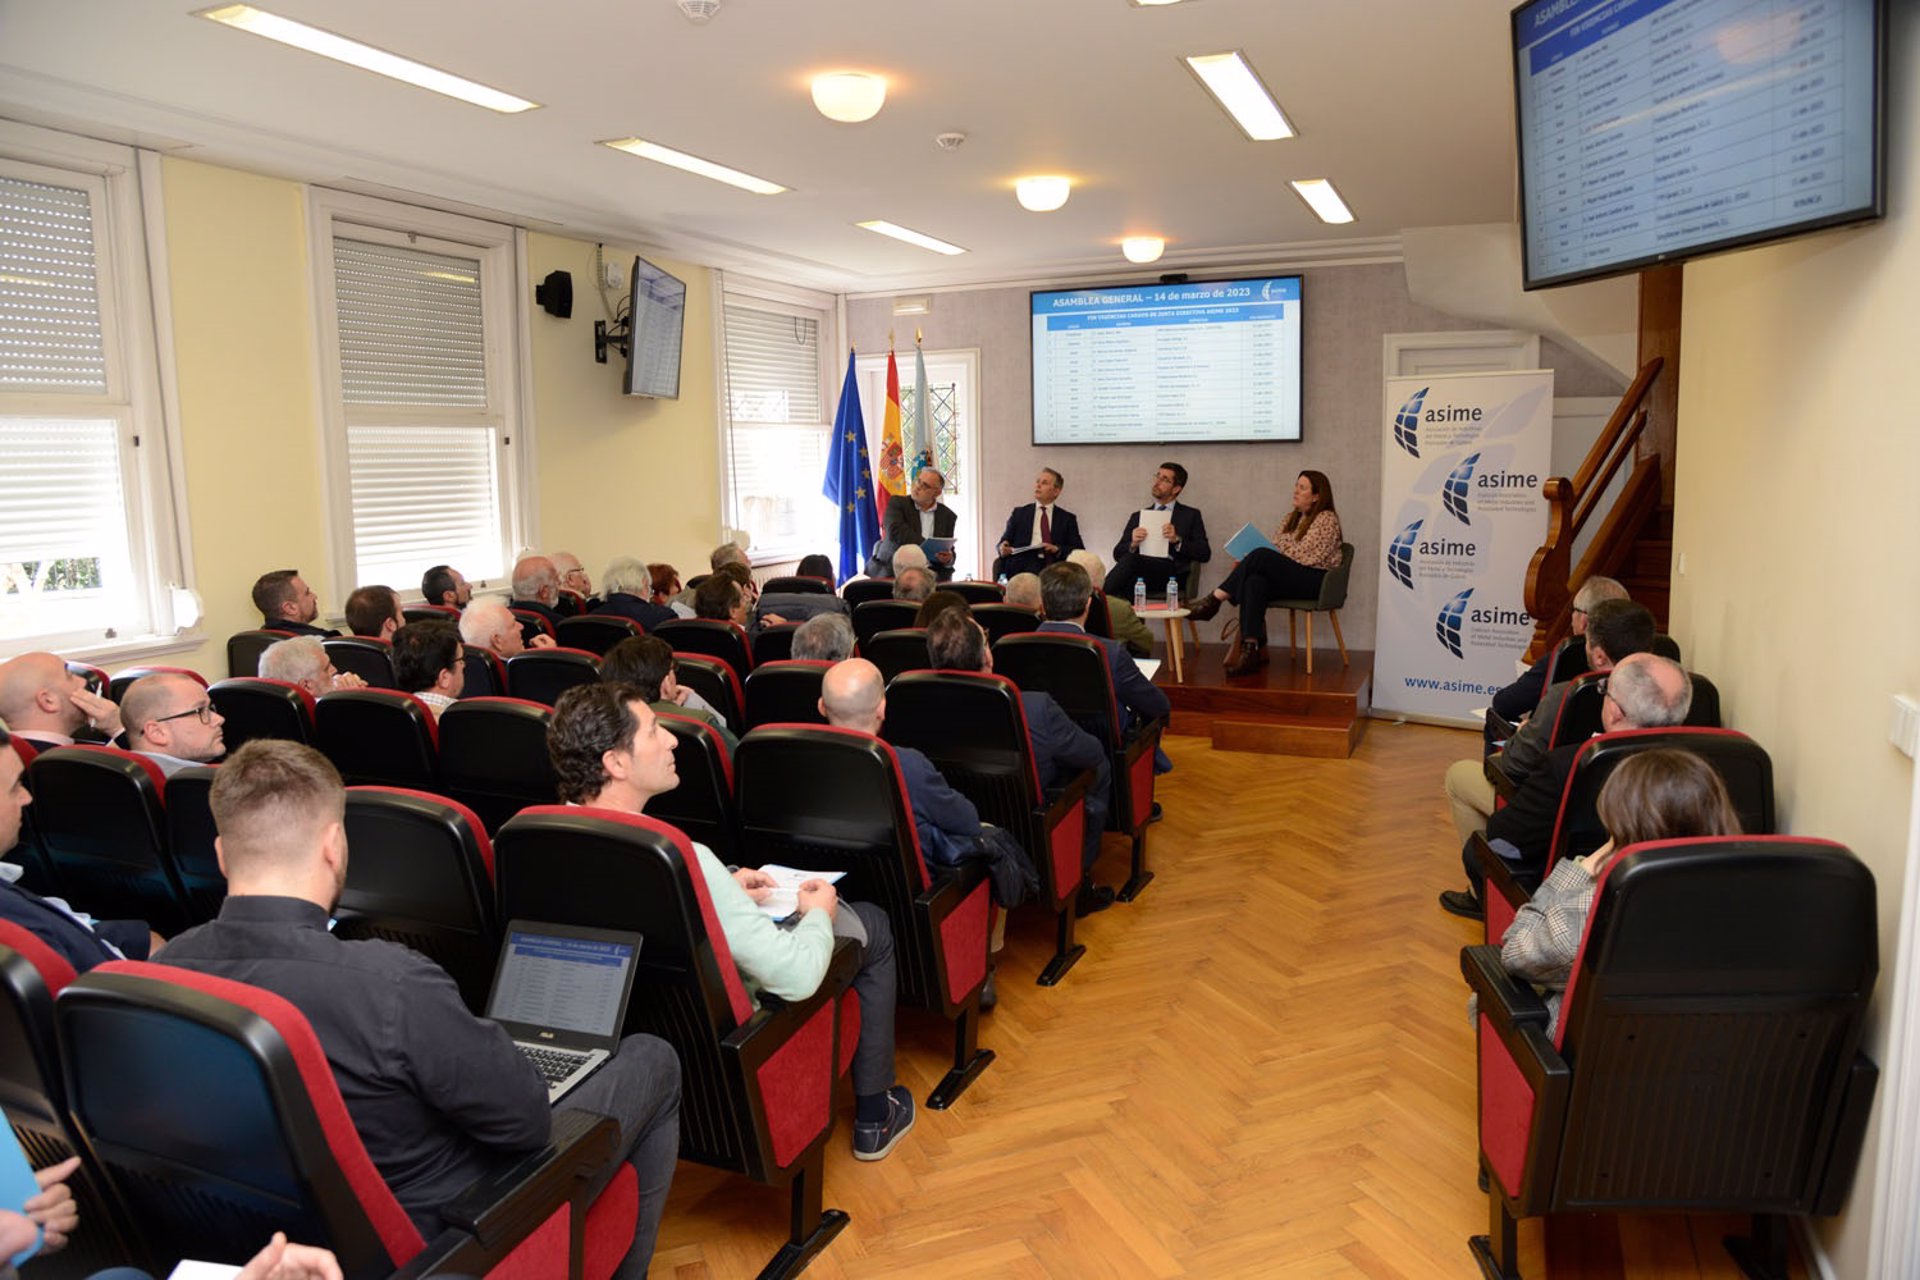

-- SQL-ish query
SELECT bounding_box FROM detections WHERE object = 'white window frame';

[855,348,983,580]
[306,189,533,603]
[0,121,194,662]
[713,272,840,566]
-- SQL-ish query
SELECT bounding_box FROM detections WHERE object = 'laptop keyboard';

[518,1043,591,1085]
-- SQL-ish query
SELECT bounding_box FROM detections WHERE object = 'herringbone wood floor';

[650,723,1802,1279]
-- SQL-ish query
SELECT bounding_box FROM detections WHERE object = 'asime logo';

[1393,388,1427,457]
[1387,519,1422,588]
[1443,452,1480,524]
[1436,588,1472,658]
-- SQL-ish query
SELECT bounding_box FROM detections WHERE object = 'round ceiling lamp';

[811,72,887,123]
[1015,175,1072,212]
[1122,236,1166,264]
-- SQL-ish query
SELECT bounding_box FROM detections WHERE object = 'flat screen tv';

[623,255,685,398]
[1030,275,1303,445]
[1512,0,1886,290]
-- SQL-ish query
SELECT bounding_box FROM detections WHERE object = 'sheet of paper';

[167,1263,243,1280]
[1136,509,1170,558]
[754,865,848,919]
[1133,657,1162,681]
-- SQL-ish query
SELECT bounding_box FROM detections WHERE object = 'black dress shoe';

[1186,593,1224,623]
[1438,888,1485,921]
[1075,884,1117,917]
[1148,801,1164,823]
[979,966,998,1011]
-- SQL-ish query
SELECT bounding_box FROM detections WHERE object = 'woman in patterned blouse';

[1186,470,1343,675]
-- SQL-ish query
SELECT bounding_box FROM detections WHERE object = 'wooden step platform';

[1156,642,1372,757]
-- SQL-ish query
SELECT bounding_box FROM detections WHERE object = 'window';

[309,191,527,597]
[856,349,981,578]
[0,123,189,657]
[717,277,837,564]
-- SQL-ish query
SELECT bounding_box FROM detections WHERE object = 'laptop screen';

[488,929,637,1037]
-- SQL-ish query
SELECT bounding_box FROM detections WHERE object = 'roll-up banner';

[1374,369,1555,727]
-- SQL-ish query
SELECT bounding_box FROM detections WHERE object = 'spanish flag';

[876,346,907,522]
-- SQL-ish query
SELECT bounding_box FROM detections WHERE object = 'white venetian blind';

[332,238,486,407]
[0,173,107,392]
[722,298,834,556]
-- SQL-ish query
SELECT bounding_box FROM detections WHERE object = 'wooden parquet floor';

[650,723,1803,1279]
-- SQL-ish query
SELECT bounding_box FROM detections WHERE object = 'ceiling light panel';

[1291,178,1354,224]
[196,5,539,113]
[811,72,887,123]
[600,138,788,194]
[1121,236,1166,264]
[1014,176,1072,212]
[856,221,967,255]
[1183,51,1293,141]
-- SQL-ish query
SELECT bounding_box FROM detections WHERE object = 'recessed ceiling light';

[196,5,539,113]
[1291,178,1354,224]
[856,221,968,256]
[1121,236,1167,264]
[1014,176,1072,212]
[600,138,788,194]
[1183,51,1293,141]
[811,71,888,123]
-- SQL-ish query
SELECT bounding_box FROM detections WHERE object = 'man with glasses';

[1484,576,1628,753]
[876,467,958,581]
[1103,462,1211,600]
[121,673,227,777]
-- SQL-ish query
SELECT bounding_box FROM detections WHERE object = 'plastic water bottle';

[1166,576,1180,608]
[1133,577,1147,612]
[996,572,1008,587]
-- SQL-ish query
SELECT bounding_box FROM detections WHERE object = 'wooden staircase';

[1618,504,1673,630]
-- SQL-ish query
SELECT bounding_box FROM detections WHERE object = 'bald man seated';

[0,651,122,751]
[551,550,601,613]
[121,673,227,776]
[460,598,555,658]
[508,554,566,643]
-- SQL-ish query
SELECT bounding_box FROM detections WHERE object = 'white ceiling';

[0,0,1524,293]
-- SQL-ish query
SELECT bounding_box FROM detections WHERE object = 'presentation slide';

[1031,277,1303,445]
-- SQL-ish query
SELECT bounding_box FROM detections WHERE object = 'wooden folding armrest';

[436,1109,621,1248]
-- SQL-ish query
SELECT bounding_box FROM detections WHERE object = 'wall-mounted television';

[623,255,685,399]
[1512,0,1886,291]
[1030,275,1303,445]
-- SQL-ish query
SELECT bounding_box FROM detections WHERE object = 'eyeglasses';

[154,702,215,726]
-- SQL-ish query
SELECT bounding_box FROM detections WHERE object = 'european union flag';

[823,349,880,584]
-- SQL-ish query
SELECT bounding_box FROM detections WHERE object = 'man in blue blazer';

[1036,563,1171,731]
[993,468,1084,580]
[1104,461,1210,600]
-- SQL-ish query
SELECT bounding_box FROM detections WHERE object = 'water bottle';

[1166,576,1180,608]
[997,572,1008,587]
[1133,577,1147,612]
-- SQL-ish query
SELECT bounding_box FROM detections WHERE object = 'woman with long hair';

[1185,470,1342,676]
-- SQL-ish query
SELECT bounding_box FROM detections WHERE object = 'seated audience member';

[1444,598,1657,844]
[647,563,684,612]
[1003,572,1044,614]
[343,585,403,642]
[791,613,855,663]
[552,550,602,612]
[0,651,122,750]
[1065,550,1153,658]
[1500,747,1740,1033]
[795,553,838,586]
[460,598,555,659]
[252,569,338,637]
[819,659,980,870]
[508,554,566,642]
[1487,575,1627,739]
[670,543,749,615]
[121,673,227,777]
[549,684,911,1160]
[420,563,472,611]
[592,556,677,631]
[160,741,681,1270]
[390,622,465,720]
[914,590,969,627]
[890,544,930,579]
[601,636,735,749]
[259,635,367,696]
[756,555,851,627]
[1037,563,1171,730]
[692,569,768,636]
[891,566,935,605]
[1439,652,1692,921]
[0,726,165,969]
[922,609,1114,914]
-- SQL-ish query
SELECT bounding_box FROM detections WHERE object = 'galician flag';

[876,346,907,522]
[822,349,880,584]
[909,339,933,481]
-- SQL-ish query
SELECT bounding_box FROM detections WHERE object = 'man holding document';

[878,468,959,581]
[1104,461,1211,599]
[993,467,1083,579]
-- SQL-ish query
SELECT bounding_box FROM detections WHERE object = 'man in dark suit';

[508,553,567,644]
[877,469,959,581]
[592,556,678,631]
[1439,653,1693,921]
[1104,461,1210,600]
[420,563,472,611]
[1036,563,1171,732]
[993,468,1084,580]
[251,568,338,637]
[0,651,121,750]
[1484,576,1627,753]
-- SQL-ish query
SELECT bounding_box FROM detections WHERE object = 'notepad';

[755,865,848,920]
[1224,521,1280,561]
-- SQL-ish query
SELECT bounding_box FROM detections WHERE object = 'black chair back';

[25,746,191,935]
[851,600,919,646]
[1084,591,1113,639]
[313,689,438,790]
[323,637,397,690]
[434,697,558,833]
[751,623,800,666]
[653,714,739,859]
[674,654,744,731]
[108,665,207,704]
[762,575,832,595]
[209,677,316,751]
[1685,671,1723,727]
[160,766,224,924]
[841,579,893,607]
[505,648,601,706]
[402,604,460,625]
[461,645,507,698]
[653,618,753,676]
[743,661,829,731]
[1542,670,1608,753]
[972,604,1040,644]
[227,630,295,679]
[946,581,1003,605]
[1547,728,1776,872]
[864,628,932,683]
[555,614,643,656]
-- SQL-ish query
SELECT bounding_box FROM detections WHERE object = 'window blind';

[724,303,820,424]
[721,297,833,555]
[332,238,486,408]
[346,424,502,587]
[0,174,107,393]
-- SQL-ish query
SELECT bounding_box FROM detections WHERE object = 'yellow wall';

[1669,12,1918,1268]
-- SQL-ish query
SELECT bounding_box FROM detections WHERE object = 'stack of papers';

[754,865,847,919]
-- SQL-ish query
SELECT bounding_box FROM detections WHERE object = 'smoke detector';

[677,0,720,22]
[935,131,967,152]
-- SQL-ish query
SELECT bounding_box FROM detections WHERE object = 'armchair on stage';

[1460,836,1878,1280]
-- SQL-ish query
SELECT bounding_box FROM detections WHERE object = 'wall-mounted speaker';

[536,270,573,318]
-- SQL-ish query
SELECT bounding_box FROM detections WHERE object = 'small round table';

[1138,605,1191,683]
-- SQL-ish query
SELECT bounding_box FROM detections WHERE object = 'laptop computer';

[485,920,643,1104]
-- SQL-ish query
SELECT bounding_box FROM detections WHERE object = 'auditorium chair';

[209,676,317,750]
[653,617,753,677]
[555,587,589,617]
[850,600,918,647]
[651,713,739,860]
[883,671,1096,985]
[509,606,558,644]
[56,962,634,1280]
[2,736,63,899]
[1487,669,1610,801]
[751,622,800,666]
[505,647,602,707]
[1685,670,1724,727]
[25,744,192,935]
[556,614,643,656]
[403,604,461,625]
[674,653,745,732]
[946,581,1003,605]
[861,628,932,684]
[494,808,856,1279]
[840,579,892,607]
[324,636,398,690]
[227,629,295,678]
[735,725,994,1108]
[434,697,558,834]
[159,765,224,924]
[336,787,500,1012]
[1265,541,1355,675]
[1083,589,1112,639]
[1461,836,1878,1280]
[762,574,833,595]
[66,660,109,697]
[992,632,1164,901]
[971,603,1040,645]
[107,664,208,704]
[1473,727,1775,947]
[743,660,830,731]
[313,689,438,791]
[461,645,508,698]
